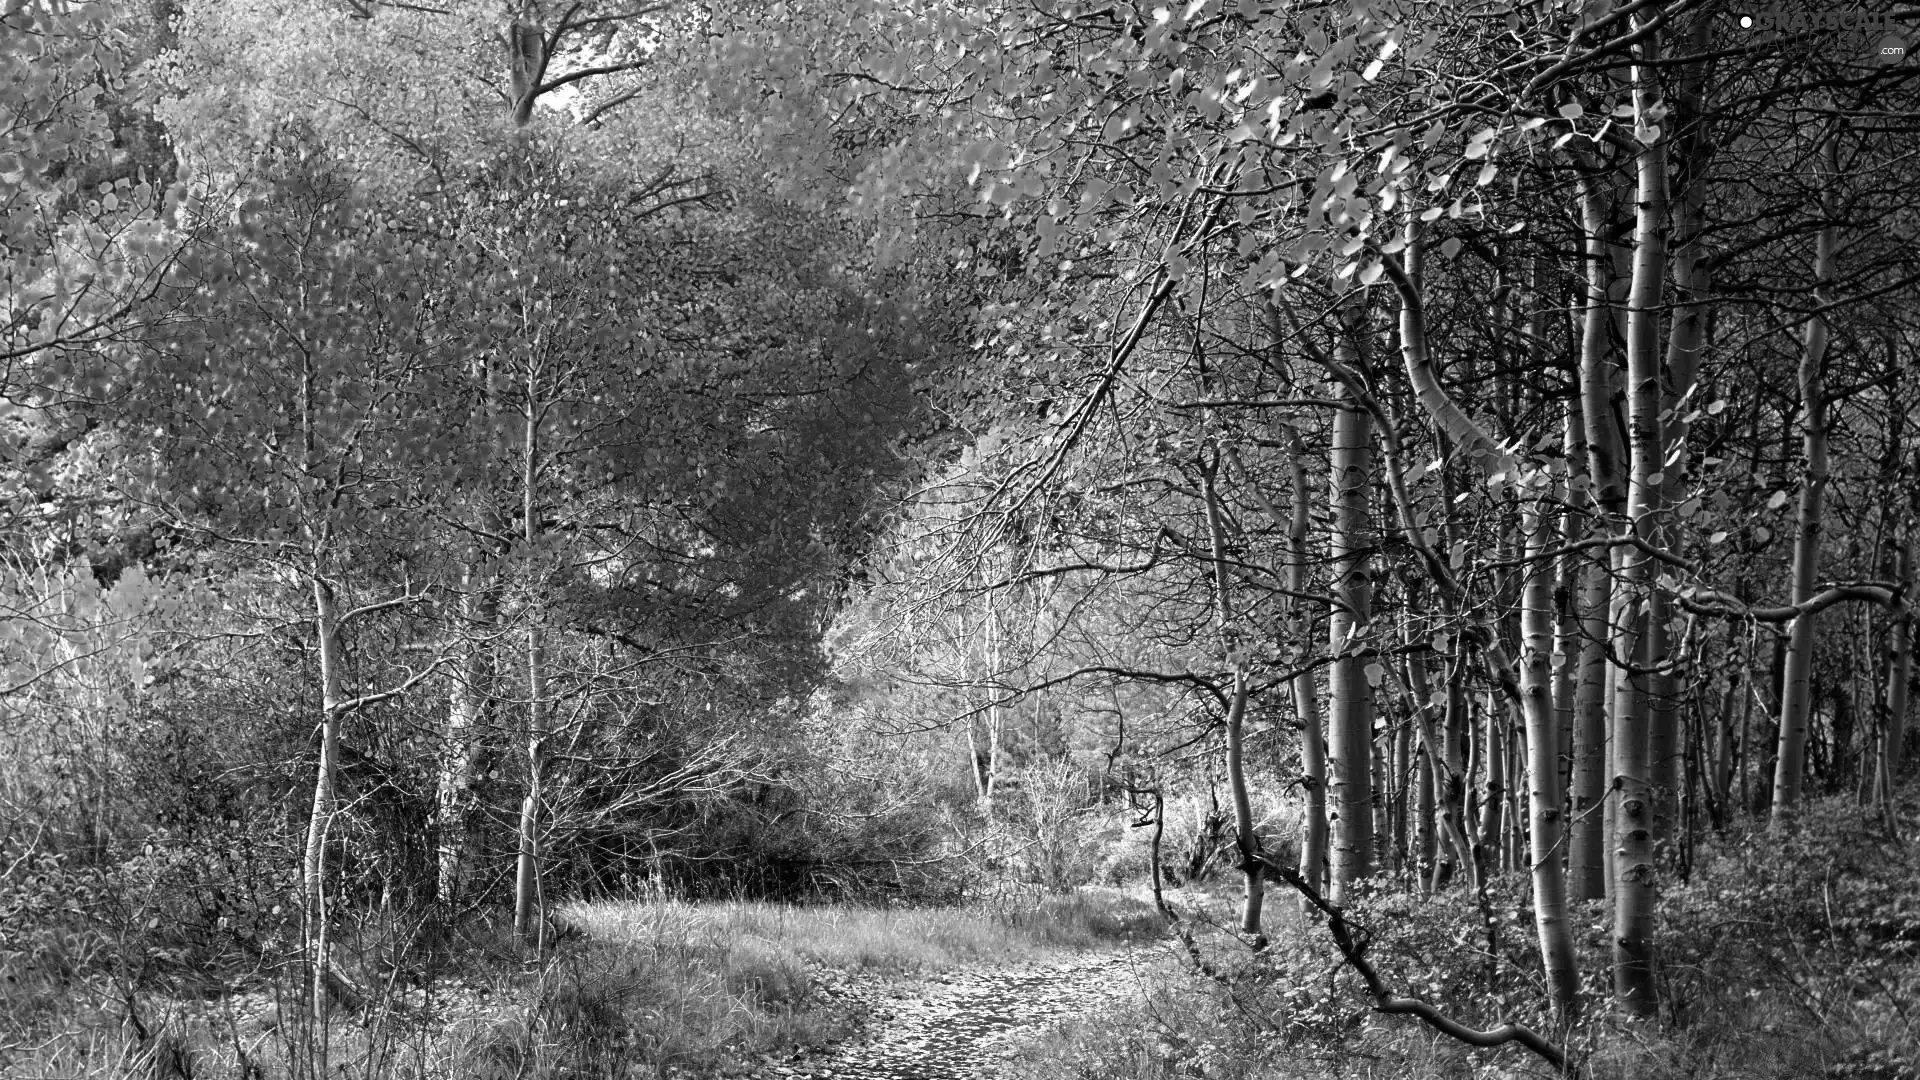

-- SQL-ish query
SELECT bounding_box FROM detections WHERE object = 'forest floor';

[0,889,1176,1080]
[548,888,1175,1080]
[733,945,1155,1079]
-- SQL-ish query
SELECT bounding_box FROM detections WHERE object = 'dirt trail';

[746,949,1148,1080]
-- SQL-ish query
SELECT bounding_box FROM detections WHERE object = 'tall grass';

[560,883,1163,973]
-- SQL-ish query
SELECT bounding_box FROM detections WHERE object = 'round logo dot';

[1739,15,1753,28]
[1878,32,1908,65]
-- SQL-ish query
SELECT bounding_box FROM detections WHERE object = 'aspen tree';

[1290,431,1330,898]
[1204,455,1263,937]
[1610,23,1669,1012]
[1327,308,1375,901]
[1771,133,1841,821]
[1521,436,1580,1015]
[1880,529,1914,806]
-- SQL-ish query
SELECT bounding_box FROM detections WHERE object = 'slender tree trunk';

[1327,321,1376,902]
[1416,748,1436,884]
[1391,720,1411,875]
[1611,37,1668,1013]
[514,390,548,946]
[1646,594,1678,839]
[1555,578,1579,809]
[1772,154,1839,821]
[1407,650,1478,894]
[1372,741,1390,873]
[295,339,347,1071]
[1147,786,1168,915]
[1551,297,1580,813]
[1713,668,1739,821]
[1508,722,1526,874]
[1649,20,1712,865]
[1740,632,1757,812]
[1465,696,1481,847]
[1570,175,1623,903]
[302,575,346,1070]
[1477,696,1505,862]
[965,616,1004,814]
[1289,430,1330,898]
[1203,456,1263,938]
[438,578,496,907]
[985,610,1003,809]
[1881,532,1914,803]
[442,352,506,909]
[1570,548,1613,902]
[1445,669,1474,891]
[1523,492,1581,1015]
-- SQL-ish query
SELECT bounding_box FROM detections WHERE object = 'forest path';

[745,947,1150,1080]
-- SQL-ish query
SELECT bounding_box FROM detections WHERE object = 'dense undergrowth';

[1004,790,1920,1080]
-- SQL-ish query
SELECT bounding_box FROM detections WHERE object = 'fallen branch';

[1253,853,1575,1075]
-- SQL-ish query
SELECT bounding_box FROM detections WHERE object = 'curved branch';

[1253,852,1573,1073]
[1376,226,1510,478]
[1677,583,1897,623]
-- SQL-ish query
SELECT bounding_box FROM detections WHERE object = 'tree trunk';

[1290,431,1330,898]
[1507,721,1525,874]
[1407,649,1478,895]
[1476,696,1505,864]
[1650,18,1712,868]
[438,577,496,907]
[1881,531,1914,803]
[302,576,346,1069]
[1772,152,1839,821]
[1327,324,1376,902]
[1570,173,1623,903]
[1391,720,1411,875]
[507,19,547,126]
[1551,294,1580,812]
[1146,786,1168,915]
[1611,39,1668,1014]
[1415,744,1436,879]
[1713,668,1739,822]
[1523,493,1581,1015]
[1203,456,1263,938]
[514,391,549,946]
[443,352,506,909]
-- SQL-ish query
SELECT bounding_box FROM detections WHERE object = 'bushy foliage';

[1658,795,1920,1078]
[638,768,960,903]
[982,759,1116,892]
[1016,794,1920,1080]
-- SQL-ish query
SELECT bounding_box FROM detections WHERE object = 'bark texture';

[1327,324,1375,902]
[1611,44,1668,1013]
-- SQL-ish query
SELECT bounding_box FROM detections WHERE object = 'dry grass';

[0,887,1163,1080]
[558,883,1163,974]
